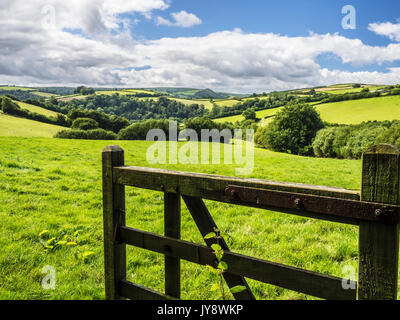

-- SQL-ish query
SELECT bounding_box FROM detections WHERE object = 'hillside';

[215,94,400,125]
[0,112,65,137]
[13,100,60,117]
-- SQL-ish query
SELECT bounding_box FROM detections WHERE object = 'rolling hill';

[215,94,400,125]
[0,112,65,137]
[13,100,60,117]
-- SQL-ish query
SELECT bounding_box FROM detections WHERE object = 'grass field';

[31,92,59,98]
[171,98,215,110]
[0,86,36,91]
[95,89,157,96]
[0,136,371,300]
[0,113,65,137]
[13,100,60,118]
[215,95,400,125]
[315,95,400,124]
[214,108,279,124]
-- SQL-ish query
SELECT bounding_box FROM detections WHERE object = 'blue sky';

[1,0,400,92]
[134,0,398,43]
[130,0,400,72]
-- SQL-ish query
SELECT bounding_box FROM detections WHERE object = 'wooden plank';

[182,196,255,300]
[118,226,356,300]
[102,145,126,300]
[164,192,181,298]
[358,144,400,300]
[114,166,360,200]
[224,185,400,224]
[114,166,361,225]
[119,280,177,300]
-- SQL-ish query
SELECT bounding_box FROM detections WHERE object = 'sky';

[1,0,400,93]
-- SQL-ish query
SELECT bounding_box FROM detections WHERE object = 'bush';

[118,120,171,140]
[1,97,26,116]
[312,127,338,158]
[257,103,324,155]
[341,126,386,159]
[67,109,128,133]
[242,108,256,120]
[54,128,117,140]
[376,122,400,146]
[71,117,99,130]
[313,121,394,159]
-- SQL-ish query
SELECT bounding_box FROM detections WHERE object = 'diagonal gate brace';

[182,195,255,300]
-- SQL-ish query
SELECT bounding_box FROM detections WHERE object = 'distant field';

[95,89,157,96]
[214,108,279,124]
[171,98,215,109]
[0,112,65,137]
[315,95,400,124]
[31,92,59,98]
[57,94,86,102]
[215,95,400,125]
[14,100,59,117]
[214,99,240,107]
[0,86,36,91]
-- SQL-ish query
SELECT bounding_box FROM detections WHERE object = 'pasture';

[0,113,65,138]
[0,136,368,300]
[13,100,60,118]
[214,95,400,125]
[0,86,36,91]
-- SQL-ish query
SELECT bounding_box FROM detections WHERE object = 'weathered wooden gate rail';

[102,144,400,300]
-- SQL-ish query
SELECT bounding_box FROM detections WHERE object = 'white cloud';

[369,21,400,42]
[0,1,400,92]
[157,11,202,28]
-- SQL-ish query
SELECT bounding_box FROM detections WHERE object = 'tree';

[242,108,256,120]
[71,117,99,130]
[1,97,24,116]
[257,103,324,155]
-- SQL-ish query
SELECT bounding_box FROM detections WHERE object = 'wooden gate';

[102,144,400,300]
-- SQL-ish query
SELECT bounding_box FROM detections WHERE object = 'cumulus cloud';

[1,1,400,92]
[156,11,202,28]
[369,21,400,42]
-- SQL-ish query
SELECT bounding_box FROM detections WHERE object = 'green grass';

[0,136,369,300]
[315,95,400,124]
[14,100,60,118]
[215,95,400,125]
[215,108,279,124]
[95,89,157,96]
[0,86,36,91]
[31,92,59,98]
[170,98,215,110]
[0,113,65,137]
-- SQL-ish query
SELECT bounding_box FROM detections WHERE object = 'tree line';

[0,97,69,127]
[254,102,400,159]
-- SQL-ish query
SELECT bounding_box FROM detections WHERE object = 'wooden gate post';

[164,192,181,298]
[102,145,126,300]
[358,144,400,300]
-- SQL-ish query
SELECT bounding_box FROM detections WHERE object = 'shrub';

[376,122,400,146]
[242,108,256,120]
[54,128,117,140]
[71,117,99,130]
[118,119,171,140]
[257,103,324,155]
[1,97,25,116]
[341,126,386,159]
[313,121,394,159]
[312,127,338,158]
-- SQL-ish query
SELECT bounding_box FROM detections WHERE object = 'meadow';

[214,95,400,125]
[0,113,64,138]
[0,136,370,300]
[13,100,60,118]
